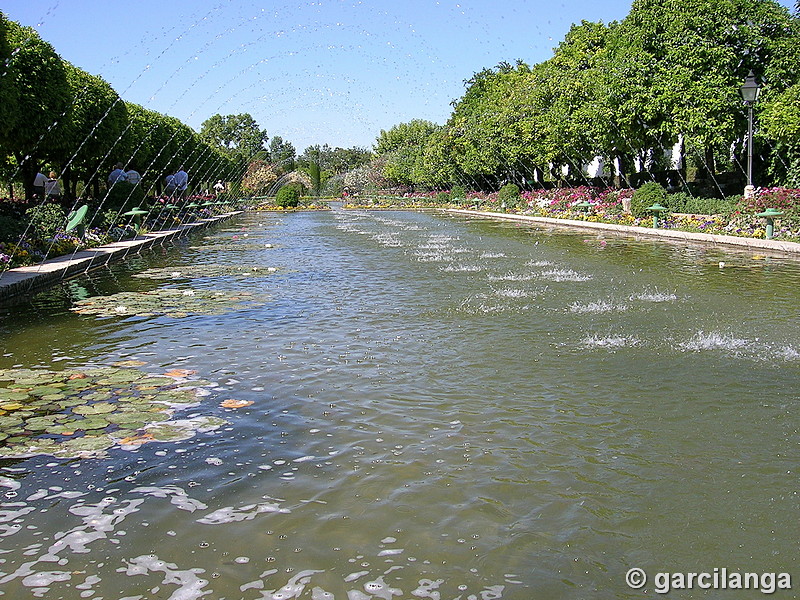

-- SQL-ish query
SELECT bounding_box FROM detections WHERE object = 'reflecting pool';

[1,209,799,599]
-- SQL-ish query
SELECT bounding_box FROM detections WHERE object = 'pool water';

[0,208,798,599]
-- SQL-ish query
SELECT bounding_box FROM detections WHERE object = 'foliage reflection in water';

[1,209,800,599]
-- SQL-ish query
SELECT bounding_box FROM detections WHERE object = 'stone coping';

[0,212,243,301]
[445,209,800,257]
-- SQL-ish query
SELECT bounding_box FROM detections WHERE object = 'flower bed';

[354,186,800,241]
[0,194,242,271]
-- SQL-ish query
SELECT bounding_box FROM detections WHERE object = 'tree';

[375,119,439,188]
[199,113,268,161]
[241,160,278,195]
[267,136,296,173]
[57,64,127,201]
[0,18,71,198]
[610,0,797,188]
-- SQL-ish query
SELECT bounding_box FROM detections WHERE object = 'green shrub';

[684,196,738,216]
[630,182,667,218]
[26,204,66,239]
[275,184,301,208]
[498,183,520,209]
[105,182,146,211]
[450,185,467,202]
[664,192,690,213]
[0,215,25,242]
[436,191,451,204]
[99,209,123,229]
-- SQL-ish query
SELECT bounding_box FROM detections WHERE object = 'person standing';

[164,173,176,197]
[172,166,189,199]
[213,180,225,194]
[108,163,127,186]
[33,170,47,199]
[125,166,141,185]
[44,171,62,201]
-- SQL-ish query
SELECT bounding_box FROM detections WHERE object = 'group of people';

[32,162,206,203]
[108,163,190,198]
[33,170,62,201]
[107,163,141,187]
[163,167,189,198]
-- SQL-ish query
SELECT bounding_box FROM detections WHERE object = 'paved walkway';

[446,209,800,256]
[0,212,243,300]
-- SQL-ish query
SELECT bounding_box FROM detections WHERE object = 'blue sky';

[4,0,797,153]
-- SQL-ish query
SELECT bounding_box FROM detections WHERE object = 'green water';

[0,209,798,599]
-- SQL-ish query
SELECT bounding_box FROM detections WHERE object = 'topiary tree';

[275,184,301,208]
[630,181,667,218]
[498,183,521,208]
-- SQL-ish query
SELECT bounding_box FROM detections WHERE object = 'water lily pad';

[0,391,31,403]
[0,415,24,427]
[45,425,77,435]
[133,264,280,280]
[73,402,116,415]
[0,365,227,459]
[25,415,64,430]
[220,399,254,409]
[30,386,65,396]
[137,376,175,386]
[0,402,25,411]
[71,288,267,318]
[60,435,115,453]
[113,360,148,367]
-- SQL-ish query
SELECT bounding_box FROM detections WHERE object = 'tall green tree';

[267,136,296,173]
[58,64,127,201]
[0,18,71,198]
[375,119,440,188]
[611,0,797,185]
[199,113,268,160]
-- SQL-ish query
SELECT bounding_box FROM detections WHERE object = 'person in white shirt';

[33,171,47,198]
[213,180,225,194]
[108,162,127,186]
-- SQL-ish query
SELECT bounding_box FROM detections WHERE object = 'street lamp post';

[739,70,761,198]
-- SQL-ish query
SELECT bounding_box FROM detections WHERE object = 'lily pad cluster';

[71,288,266,318]
[133,264,278,280]
[0,366,228,459]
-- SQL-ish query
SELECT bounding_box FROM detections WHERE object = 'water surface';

[1,209,798,599]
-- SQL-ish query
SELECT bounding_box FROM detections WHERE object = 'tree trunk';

[17,155,38,201]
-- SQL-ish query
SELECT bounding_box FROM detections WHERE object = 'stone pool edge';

[0,211,243,301]
[445,209,800,256]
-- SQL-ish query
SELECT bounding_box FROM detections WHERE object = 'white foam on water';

[0,476,21,492]
[120,554,210,600]
[540,269,592,282]
[441,264,483,273]
[480,252,506,258]
[133,486,208,513]
[679,331,750,353]
[581,335,640,349]
[776,345,800,361]
[569,300,627,314]
[495,288,530,298]
[631,290,678,303]
[487,272,537,282]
